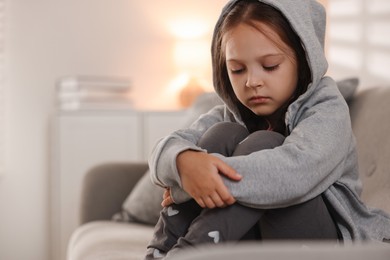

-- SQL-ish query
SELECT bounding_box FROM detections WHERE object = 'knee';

[207,122,248,136]
[197,122,249,155]
[233,131,285,156]
[198,122,249,146]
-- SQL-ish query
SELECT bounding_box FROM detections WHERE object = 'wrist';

[176,150,200,175]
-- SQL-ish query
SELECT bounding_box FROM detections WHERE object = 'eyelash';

[230,65,279,74]
[263,65,279,72]
[230,69,244,74]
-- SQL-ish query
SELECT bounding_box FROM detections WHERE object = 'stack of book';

[57,75,133,110]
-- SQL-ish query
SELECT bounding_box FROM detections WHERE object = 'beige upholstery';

[168,242,390,260]
[349,87,390,212]
[68,221,153,260]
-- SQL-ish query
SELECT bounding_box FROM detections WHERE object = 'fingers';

[177,152,239,209]
[216,185,236,206]
[217,160,242,181]
[196,196,217,209]
[203,197,216,208]
[163,188,170,200]
[203,193,225,208]
[196,191,236,209]
[210,192,227,207]
[161,188,173,207]
[195,198,206,208]
[161,196,174,207]
[193,167,237,208]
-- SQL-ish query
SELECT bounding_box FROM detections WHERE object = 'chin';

[248,107,266,115]
[251,111,268,117]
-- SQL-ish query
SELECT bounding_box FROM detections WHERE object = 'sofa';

[67,82,390,260]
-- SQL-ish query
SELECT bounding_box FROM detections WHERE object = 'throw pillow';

[112,170,163,225]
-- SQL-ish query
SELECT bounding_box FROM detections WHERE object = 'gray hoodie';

[149,0,390,242]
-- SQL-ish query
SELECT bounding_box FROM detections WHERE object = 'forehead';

[223,22,294,59]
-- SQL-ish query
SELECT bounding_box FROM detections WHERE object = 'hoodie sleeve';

[148,105,227,203]
[215,81,356,209]
[150,80,356,208]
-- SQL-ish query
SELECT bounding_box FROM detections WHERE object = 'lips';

[249,96,270,104]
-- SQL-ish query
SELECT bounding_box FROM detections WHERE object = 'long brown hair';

[211,0,311,134]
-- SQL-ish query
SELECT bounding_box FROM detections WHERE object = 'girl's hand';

[161,188,173,207]
[176,150,242,208]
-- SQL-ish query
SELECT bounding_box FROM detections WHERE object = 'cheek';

[228,72,246,88]
[229,77,244,98]
[279,78,297,99]
[279,65,298,94]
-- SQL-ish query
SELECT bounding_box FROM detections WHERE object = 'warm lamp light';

[165,17,213,108]
[178,77,206,107]
[165,74,207,108]
[168,18,209,39]
[173,40,210,72]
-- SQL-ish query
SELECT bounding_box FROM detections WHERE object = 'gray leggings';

[146,122,339,259]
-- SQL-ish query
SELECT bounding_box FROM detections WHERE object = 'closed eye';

[263,65,279,72]
[230,68,245,74]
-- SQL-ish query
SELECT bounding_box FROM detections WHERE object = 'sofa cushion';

[67,221,154,260]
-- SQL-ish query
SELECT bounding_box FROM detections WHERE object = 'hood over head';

[211,0,328,125]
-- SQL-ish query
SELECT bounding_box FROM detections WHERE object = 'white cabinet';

[51,109,187,260]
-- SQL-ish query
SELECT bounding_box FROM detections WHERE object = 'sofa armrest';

[80,162,148,224]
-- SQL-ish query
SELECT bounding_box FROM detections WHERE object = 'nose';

[245,69,264,88]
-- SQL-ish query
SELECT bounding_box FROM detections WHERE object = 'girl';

[145,0,390,259]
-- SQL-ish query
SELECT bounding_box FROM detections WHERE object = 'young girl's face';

[224,22,298,120]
